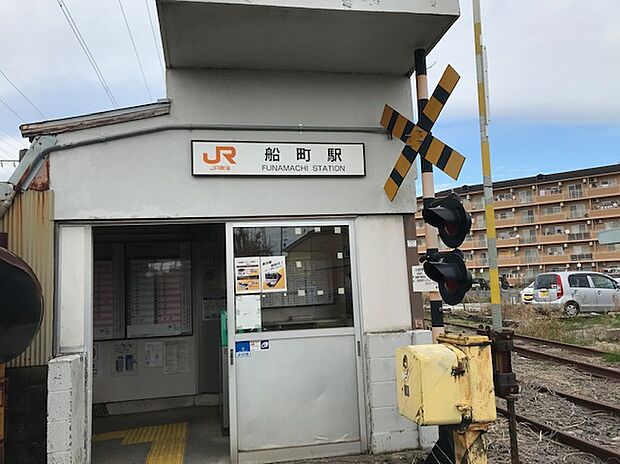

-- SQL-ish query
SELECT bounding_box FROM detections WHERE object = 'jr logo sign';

[203,146,237,165]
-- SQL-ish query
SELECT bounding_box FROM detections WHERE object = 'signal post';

[413,49,445,343]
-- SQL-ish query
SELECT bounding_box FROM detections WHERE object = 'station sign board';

[192,141,365,176]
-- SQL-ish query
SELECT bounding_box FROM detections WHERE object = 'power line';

[0,68,46,119]
[0,128,26,149]
[0,95,26,122]
[56,0,119,107]
[118,0,153,101]
[144,0,165,74]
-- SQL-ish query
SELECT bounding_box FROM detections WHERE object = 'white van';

[532,271,620,316]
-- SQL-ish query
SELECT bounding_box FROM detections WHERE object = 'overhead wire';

[56,0,119,107]
[144,0,165,74]
[0,68,46,119]
[118,0,153,101]
[0,128,26,149]
[0,95,26,122]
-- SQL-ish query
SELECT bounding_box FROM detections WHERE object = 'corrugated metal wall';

[1,190,54,367]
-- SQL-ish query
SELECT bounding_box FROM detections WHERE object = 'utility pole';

[472,0,502,330]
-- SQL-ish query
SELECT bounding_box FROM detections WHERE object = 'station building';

[0,1,462,463]
[416,164,620,286]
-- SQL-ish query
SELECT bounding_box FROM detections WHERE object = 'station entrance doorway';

[88,220,366,464]
[91,223,230,464]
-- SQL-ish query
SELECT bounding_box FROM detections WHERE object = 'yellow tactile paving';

[93,422,188,464]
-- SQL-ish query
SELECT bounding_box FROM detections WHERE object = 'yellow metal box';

[396,334,497,426]
[396,344,462,425]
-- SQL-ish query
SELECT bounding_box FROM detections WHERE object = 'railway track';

[434,319,620,462]
[496,405,620,463]
[437,319,620,381]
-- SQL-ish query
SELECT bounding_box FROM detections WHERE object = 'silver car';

[532,271,620,316]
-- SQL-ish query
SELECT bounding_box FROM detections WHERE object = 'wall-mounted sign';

[192,141,365,176]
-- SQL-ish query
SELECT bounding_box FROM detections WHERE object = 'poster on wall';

[144,342,163,368]
[112,341,138,376]
[260,256,287,293]
[235,294,262,331]
[164,339,190,374]
[235,257,261,294]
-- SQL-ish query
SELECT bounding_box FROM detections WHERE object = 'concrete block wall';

[365,330,438,453]
[47,354,87,464]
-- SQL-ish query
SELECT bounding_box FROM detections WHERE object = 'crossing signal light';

[421,193,473,305]
[422,193,472,248]
[423,251,472,306]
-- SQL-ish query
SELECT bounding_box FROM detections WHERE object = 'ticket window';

[233,225,354,332]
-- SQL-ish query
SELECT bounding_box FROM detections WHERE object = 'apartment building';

[416,164,620,287]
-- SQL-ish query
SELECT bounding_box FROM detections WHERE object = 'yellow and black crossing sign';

[381,65,466,201]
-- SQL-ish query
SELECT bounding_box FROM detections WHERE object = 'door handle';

[597,290,602,295]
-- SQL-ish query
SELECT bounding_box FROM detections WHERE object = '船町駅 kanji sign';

[192,141,365,176]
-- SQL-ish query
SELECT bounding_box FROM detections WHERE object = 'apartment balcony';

[568,232,591,240]
[416,227,426,236]
[538,234,568,244]
[538,212,567,223]
[467,202,484,212]
[536,192,564,203]
[594,251,620,261]
[473,259,488,267]
[523,255,539,264]
[497,237,519,246]
[590,206,620,218]
[568,210,588,220]
[570,253,593,261]
[494,197,517,208]
[540,254,570,264]
[587,185,620,197]
[519,215,536,225]
[498,256,520,266]
[495,217,517,227]
[519,236,537,244]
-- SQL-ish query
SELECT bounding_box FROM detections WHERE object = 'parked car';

[532,271,620,316]
[520,281,534,304]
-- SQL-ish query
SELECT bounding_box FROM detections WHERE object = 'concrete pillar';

[47,354,87,464]
[49,226,92,463]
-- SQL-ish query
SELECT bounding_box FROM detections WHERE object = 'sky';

[0,0,619,186]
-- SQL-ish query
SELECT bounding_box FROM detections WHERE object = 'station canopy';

[157,0,459,75]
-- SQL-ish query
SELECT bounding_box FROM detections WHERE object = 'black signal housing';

[422,193,472,248]
[423,251,472,306]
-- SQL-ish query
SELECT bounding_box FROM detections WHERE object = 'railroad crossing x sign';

[380,65,466,201]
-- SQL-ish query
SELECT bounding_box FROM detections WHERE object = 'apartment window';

[498,231,516,240]
[521,210,535,224]
[546,246,564,256]
[568,183,584,199]
[541,205,561,216]
[497,211,515,220]
[416,220,424,230]
[594,198,620,210]
[524,249,539,263]
[604,220,620,230]
[542,225,564,236]
[495,192,513,202]
[539,185,561,196]
[519,190,533,204]
[592,178,617,189]
[607,243,620,252]
[569,204,587,219]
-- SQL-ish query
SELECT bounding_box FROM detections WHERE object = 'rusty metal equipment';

[478,327,520,464]
[397,333,497,463]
